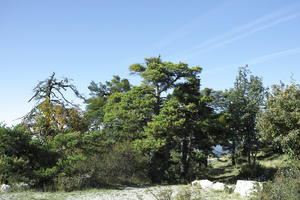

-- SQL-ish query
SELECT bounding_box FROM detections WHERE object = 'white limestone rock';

[191,179,213,189]
[191,180,201,186]
[234,180,263,197]
[212,182,227,191]
[1,184,11,192]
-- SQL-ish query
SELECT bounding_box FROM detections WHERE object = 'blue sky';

[0,0,299,125]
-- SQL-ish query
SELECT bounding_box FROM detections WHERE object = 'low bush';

[89,141,149,186]
[0,126,59,186]
[238,163,276,180]
[253,165,300,200]
[53,141,150,190]
[238,163,266,179]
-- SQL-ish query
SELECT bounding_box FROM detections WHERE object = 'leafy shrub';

[166,150,209,184]
[54,141,150,190]
[90,141,149,186]
[238,163,267,180]
[253,166,300,200]
[38,131,108,191]
[0,125,59,185]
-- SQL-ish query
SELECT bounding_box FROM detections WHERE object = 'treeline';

[0,57,299,191]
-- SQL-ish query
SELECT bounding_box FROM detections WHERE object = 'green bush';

[90,141,149,186]
[51,141,149,190]
[238,163,267,180]
[0,125,59,185]
[254,166,300,200]
[165,150,209,184]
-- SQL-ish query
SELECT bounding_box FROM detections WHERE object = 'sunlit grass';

[258,153,288,168]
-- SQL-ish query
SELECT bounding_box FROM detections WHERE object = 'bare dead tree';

[28,72,85,105]
[23,72,85,126]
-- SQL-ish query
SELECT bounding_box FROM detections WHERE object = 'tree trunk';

[246,130,251,166]
[149,152,161,183]
[231,139,236,166]
[180,140,187,178]
[149,146,170,183]
[180,138,187,178]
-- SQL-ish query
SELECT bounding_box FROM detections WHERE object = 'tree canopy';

[257,83,300,159]
[1,57,299,190]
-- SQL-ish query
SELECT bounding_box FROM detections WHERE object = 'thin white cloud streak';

[154,1,232,49]
[166,2,300,60]
[191,5,298,51]
[185,12,300,59]
[202,47,300,75]
[246,47,300,66]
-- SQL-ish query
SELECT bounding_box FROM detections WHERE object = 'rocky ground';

[0,185,246,200]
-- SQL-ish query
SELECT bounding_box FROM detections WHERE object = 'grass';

[206,150,287,184]
[257,152,289,168]
[207,155,240,184]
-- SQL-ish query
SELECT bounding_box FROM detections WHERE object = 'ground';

[0,185,246,200]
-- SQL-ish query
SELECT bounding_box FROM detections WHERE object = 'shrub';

[238,163,267,180]
[0,126,59,185]
[57,141,150,190]
[253,165,300,200]
[90,141,149,186]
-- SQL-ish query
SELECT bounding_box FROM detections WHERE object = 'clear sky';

[1,0,299,126]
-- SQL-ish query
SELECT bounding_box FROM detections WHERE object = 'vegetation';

[257,82,300,159]
[0,57,299,199]
[215,66,266,166]
[252,163,300,200]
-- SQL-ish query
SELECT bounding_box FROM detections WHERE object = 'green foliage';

[129,57,201,116]
[1,121,149,191]
[44,131,114,190]
[216,66,266,165]
[257,83,300,159]
[103,85,156,141]
[0,125,59,185]
[96,142,149,185]
[254,165,300,200]
[6,57,300,193]
[85,75,131,130]
[70,141,149,188]
[102,57,207,183]
[238,163,266,180]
